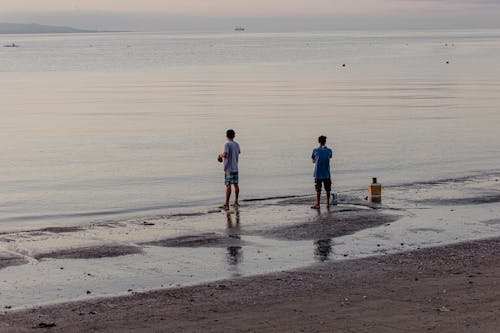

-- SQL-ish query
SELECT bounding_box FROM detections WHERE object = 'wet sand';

[254,205,401,241]
[1,237,499,332]
[141,233,247,248]
[0,253,27,270]
[34,245,143,260]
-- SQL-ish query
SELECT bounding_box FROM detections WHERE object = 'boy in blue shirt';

[311,135,333,209]
[218,129,241,209]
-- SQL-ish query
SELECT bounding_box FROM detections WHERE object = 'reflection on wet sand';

[226,210,243,275]
[312,209,333,262]
[314,239,333,262]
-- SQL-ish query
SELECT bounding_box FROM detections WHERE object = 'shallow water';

[1,30,500,228]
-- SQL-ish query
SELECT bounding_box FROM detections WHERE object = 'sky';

[1,0,500,31]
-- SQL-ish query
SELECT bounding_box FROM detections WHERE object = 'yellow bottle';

[368,177,382,203]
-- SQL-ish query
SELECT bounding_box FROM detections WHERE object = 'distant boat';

[3,43,19,48]
[234,26,245,32]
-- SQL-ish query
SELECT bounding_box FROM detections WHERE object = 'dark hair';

[318,135,327,145]
[226,129,236,139]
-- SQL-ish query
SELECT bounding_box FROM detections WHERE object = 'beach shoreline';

[1,172,499,331]
[2,237,499,332]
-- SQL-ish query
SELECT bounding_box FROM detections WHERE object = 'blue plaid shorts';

[225,172,239,186]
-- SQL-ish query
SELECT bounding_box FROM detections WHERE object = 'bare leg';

[311,192,321,209]
[225,185,231,208]
[326,191,331,206]
[234,184,240,206]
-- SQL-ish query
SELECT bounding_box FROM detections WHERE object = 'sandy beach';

[1,237,499,332]
[1,172,499,332]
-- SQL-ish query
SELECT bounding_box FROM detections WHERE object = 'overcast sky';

[1,0,500,31]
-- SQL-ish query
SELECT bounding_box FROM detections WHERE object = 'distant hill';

[0,22,98,34]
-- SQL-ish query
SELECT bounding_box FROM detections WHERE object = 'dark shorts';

[225,172,239,186]
[315,178,332,192]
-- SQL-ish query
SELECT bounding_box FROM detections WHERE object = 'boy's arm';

[219,143,229,159]
[311,150,316,164]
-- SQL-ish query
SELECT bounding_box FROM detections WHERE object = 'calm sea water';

[1,30,500,229]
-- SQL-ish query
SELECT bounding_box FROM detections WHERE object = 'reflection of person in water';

[314,239,332,262]
[226,246,242,266]
[226,210,243,270]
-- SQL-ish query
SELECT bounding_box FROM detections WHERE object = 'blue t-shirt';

[311,146,333,179]
[224,141,240,172]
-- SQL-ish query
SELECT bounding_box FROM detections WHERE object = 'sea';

[1,29,500,230]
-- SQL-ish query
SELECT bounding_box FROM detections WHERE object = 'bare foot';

[233,202,239,207]
[311,205,320,209]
